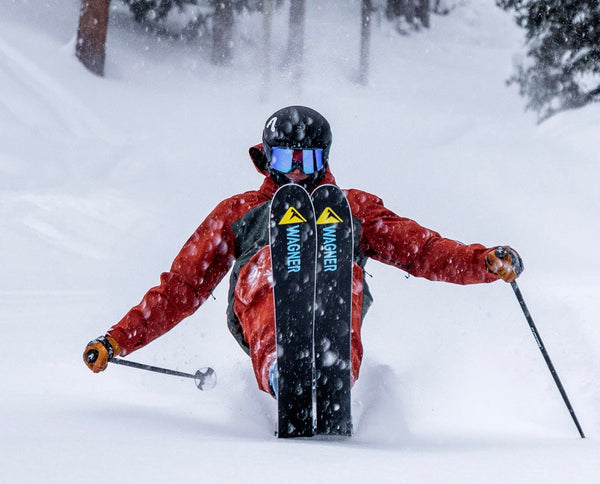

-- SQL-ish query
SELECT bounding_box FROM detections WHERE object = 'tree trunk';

[403,0,416,24]
[386,0,422,25]
[359,0,373,85]
[385,0,403,20]
[261,0,274,99]
[76,0,111,76]
[212,1,234,65]
[416,0,430,28]
[287,0,305,77]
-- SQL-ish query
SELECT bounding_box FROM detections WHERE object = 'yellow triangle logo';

[279,207,307,225]
[316,207,343,225]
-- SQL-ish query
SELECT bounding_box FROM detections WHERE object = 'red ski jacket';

[107,145,499,392]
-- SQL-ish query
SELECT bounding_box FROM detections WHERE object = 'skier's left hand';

[485,246,523,282]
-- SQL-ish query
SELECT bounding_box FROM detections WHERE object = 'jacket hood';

[249,143,270,175]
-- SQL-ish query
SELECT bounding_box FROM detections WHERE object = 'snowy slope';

[1,1,599,482]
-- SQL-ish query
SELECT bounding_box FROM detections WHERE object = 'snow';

[1,0,599,482]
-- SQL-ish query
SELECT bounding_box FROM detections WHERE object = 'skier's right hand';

[83,335,122,373]
[485,246,524,282]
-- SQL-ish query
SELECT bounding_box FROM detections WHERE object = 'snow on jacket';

[107,144,499,391]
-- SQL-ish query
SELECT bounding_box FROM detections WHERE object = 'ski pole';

[508,278,585,439]
[86,351,216,391]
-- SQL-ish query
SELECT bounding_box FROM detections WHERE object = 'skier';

[84,105,523,396]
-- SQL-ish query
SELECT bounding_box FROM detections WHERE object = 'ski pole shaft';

[510,280,585,439]
[86,349,216,390]
[109,357,197,378]
[109,358,217,391]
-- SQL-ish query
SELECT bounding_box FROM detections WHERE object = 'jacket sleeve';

[107,198,239,355]
[347,190,499,285]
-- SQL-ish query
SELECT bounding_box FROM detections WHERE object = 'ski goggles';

[269,147,324,175]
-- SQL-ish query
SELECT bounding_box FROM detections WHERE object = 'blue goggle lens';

[270,147,324,175]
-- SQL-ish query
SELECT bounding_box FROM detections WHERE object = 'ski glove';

[83,335,122,373]
[485,246,524,282]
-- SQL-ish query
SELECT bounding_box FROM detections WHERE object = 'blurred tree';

[76,0,111,76]
[385,0,430,31]
[287,0,306,78]
[498,0,600,121]
[211,1,234,64]
[261,0,275,98]
[359,0,374,85]
[77,0,455,79]
[120,1,271,64]
[122,0,196,22]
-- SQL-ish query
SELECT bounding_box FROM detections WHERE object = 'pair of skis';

[269,184,354,438]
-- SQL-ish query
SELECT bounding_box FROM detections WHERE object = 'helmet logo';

[266,117,277,132]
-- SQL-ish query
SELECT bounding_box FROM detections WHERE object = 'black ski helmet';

[261,106,332,189]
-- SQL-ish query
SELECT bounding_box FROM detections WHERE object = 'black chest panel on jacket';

[225,196,373,353]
